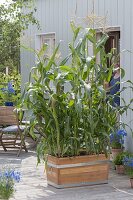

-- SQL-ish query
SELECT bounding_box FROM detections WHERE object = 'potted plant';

[1,81,16,106]
[123,156,133,188]
[0,72,21,106]
[113,151,130,174]
[21,22,133,188]
[0,168,20,199]
[110,129,127,159]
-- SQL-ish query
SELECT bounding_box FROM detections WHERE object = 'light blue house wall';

[21,0,133,151]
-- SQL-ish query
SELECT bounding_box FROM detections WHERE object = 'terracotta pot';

[46,154,109,188]
[115,165,125,174]
[111,148,123,160]
[130,178,133,188]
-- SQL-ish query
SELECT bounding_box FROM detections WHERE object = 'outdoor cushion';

[1,125,28,133]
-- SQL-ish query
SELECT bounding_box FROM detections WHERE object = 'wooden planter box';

[46,154,109,188]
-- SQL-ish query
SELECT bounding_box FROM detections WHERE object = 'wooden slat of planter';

[47,169,108,184]
[47,167,58,177]
[59,170,108,185]
[60,164,108,175]
[60,169,109,179]
[47,163,109,174]
[47,164,109,184]
[47,167,59,184]
[48,154,108,165]
[47,174,59,185]
[47,165,108,176]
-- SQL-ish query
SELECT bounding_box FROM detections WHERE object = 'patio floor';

[0,149,133,200]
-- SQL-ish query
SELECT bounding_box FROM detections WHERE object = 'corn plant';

[21,22,133,161]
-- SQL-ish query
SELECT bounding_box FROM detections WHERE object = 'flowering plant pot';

[0,168,20,199]
[110,129,127,149]
[0,72,21,106]
[110,129,127,160]
[1,82,15,106]
[115,165,125,174]
[113,151,130,174]
[123,156,133,188]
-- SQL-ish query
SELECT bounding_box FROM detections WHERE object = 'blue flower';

[14,172,21,182]
[110,129,127,147]
[123,157,133,167]
[4,171,10,178]
[117,129,127,137]
[1,169,21,182]
[10,170,15,178]
[0,81,15,95]
[0,168,21,200]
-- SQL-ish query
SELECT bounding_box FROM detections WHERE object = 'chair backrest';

[0,106,17,126]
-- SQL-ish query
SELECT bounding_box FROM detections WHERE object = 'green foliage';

[0,0,39,72]
[125,167,133,178]
[111,142,121,149]
[123,156,133,178]
[0,71,21,105]
[110,129,127,149]
[113,151,131,165]
[0,185,13,200]
[21,23,133,162]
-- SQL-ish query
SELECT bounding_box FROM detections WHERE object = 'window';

[105,31,120,55]
[35,33,56,90]
[35,33,55,60]
[105,31,120,67]
[40,33,55,58]
[96,27,120,67]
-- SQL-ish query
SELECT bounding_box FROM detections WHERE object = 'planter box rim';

[48,154,109,160]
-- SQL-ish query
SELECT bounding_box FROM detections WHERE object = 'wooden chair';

[0,106,28,156]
